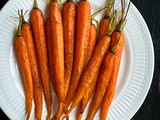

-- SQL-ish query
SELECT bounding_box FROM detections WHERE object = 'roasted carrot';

[63,10,117,117]
[84,24,97,68]
[86,52,115,120]
[98,0,114,39]
[65,0,91,109]
[100,32,124,120]
[76,71,98,120]
[76,24,97,120]
[20,10,42,120]
[76,6,111,119]
[45,18,57,93]
[14,16,33,120]
[101,1,130,119]
[63,0,76,98]
[49,0,65,103]
[30,0,52,119]
[64,35,110,116]
[52,1,76,119]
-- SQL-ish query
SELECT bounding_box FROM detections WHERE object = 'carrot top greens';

[34,0,38,9]
[105,0,115,18]
[116,0,131,31]
[107,10,117,36]
[16,10,22,36]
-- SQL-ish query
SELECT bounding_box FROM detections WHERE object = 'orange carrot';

[20,11,42,120]
[65,0,91,109]
[52,1,76,119]
[49,0,65,103]
[86,52,115,120]
[63,10,117,117]
[76,24,97,120]
[76,72,98,120]
[63,0,76,98]
[100,1,130,119]
[98,0,114,39]
[45,18,57,93]
[76,5,111,119]
[14,16,33,120]
[30,0,52,119]
[84,24,97,68]
[99,18,110,39]
[65,36,111,115]
[100,32,124,120]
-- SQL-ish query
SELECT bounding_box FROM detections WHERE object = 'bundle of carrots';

[13,0,130,119]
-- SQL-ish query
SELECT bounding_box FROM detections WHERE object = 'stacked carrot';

[14,0,130,119]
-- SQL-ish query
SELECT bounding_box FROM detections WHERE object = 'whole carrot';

[64,35,110,116]
[20,10,43,120]
[86,52,115,120]
[14,16,33,120]
[30,0,52,119]
[99,0,114,39]
[76,6,110,119]
[76,24,97,120]
[49,0,65,103]
[101,1,130,119]
[63,0,76,98]
[100,32,124,120]
[52,0,76,119]
[63,10,117,117]
[65,0,91,109]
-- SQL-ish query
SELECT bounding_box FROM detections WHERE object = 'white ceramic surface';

[0,0,154,120]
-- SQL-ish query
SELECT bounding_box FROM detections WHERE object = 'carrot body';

[98,18,110,39]
[101,32,124,120]
[52,1,76,119]
[77,73,98,120]
[30,7,52,120]
[66,0,91,108]
[45,18,57,93]
[76,24,97,120]
[14,36,33,120]
[84,24,97,68]
[49,2,65,103]
[63,0,76,97]
[66,36,111,114]
[86,52,115,120]
[21,22,42,120]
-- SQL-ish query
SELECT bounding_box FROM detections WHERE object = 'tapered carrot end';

[26,113,30,120]
[46,114,51,120]
[51,116,56,120]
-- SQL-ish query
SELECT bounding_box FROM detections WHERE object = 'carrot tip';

[80,111,84,114]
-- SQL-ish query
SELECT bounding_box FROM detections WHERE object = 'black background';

[0,0,160,120]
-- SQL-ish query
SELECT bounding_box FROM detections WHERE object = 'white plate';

[0,0,154,120]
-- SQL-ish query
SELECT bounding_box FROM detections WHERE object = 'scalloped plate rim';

[0,0,154,120]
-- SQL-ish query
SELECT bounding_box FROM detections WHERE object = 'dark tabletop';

[0,0,160,120]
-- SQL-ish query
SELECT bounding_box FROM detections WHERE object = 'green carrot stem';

[16,12,22,36]
[107,10,117,36]
[91,18,98,27]
[34,0,38,9]
[116,0,130,31]
[91,6,108,19]
[105,0,114,18]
